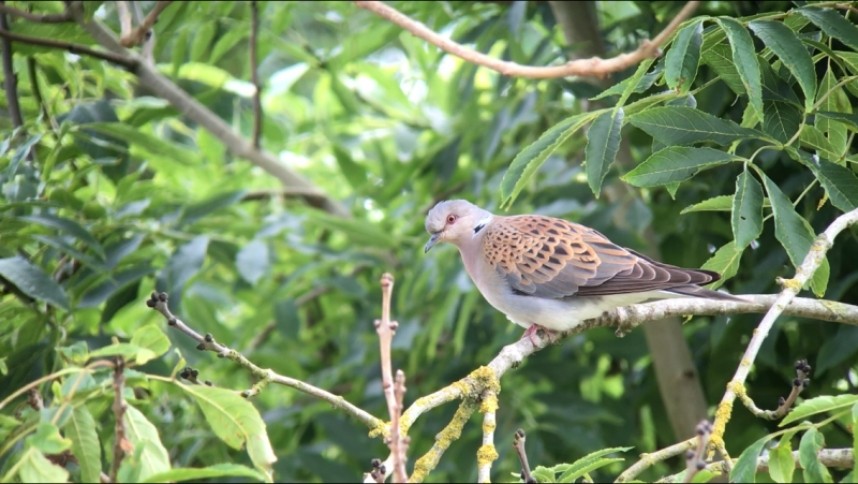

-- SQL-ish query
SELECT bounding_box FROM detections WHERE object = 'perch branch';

[144,292,383,431]
[409,400,478,483]
[67,1,349,216]
[710,207,858,449]
[119,0,170,48]
[477,388,499,483]
[375,273,409,482]
[354,0,700,79]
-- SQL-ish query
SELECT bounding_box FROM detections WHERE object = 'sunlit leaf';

[781,394,858,426]
[622,147,739,187]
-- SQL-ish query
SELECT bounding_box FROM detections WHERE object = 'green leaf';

[85,122,201,166]
[65,406,102,484]
[19,213,105,258]
[190,22,216,63]
[799,428,832,483]
[732,169,764,249]
[702,43,746,95]
[15,447,69,483]
[731,435,770,483]
[174,384,276,480]
[815,68,849,157]
[591,66,661,101]
[236,239,270,285]
[130,325,171,360]
[556,446,632,482]
[0,256,69,310]
[803,157,858,211]
[179,190,247,227]
[768,435,795,483]
[681,195,734,214]
[142,464,268,483]
[816,111,858,132]
[781,394,858,426]
[748,20,817,112]
[701,241,743,289]
[622,147,739,187]
[88,343,157,366]
[761,175,830,296]
[27,422,71,454]
[852,403,858,477]
[718,18,763,118]
[500,112,595,208]
[304,209,396,249]
[763,100,802,144]
[165,235,209,290]
[628,106,762,146]
[123,405,171,481]
[585,109,624,197]
[798,7,858,51]
[665,20,703,91]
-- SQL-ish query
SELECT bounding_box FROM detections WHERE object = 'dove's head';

[424,199,493,253]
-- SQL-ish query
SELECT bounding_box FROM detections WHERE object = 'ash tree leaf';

[761,174,830,296]
[123,405,171,481]
[622,146,739,187]
[236,239,270,285]
[763,100,802,143]
[130,325,171,360]
[799,428,832,483]
[27,422,71,454]
[19,213,105,258]
[781,394,858,426]
[142,464,268,483]
[165,235,209,290]
[701,240,743,288]
[748,20,817,112]
[500,112,596,208]
[174,384,276,480]
[768,435,795,483]
[731,435,770,483]
[681,195,734,214]
[718,18,763,118]
[816,111,858,132]
[556,446,632,482]
[16,447,69,483]
[798,7,858,51]
[65,406,102,484]
[0,256,69,310]
[732,169,764,249]
[585,108,624,197]
[803,157,858,211]
[628,106,762,146]
[665,20,703,91]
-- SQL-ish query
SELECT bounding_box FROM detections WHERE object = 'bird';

[423,199,741,343]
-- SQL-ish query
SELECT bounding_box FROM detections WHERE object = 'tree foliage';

[1,1,857,482]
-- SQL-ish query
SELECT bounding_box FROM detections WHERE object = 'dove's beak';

[424,233,441,253]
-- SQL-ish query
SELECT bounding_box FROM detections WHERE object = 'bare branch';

[0,4,24,129]
[116,2,133,40]
[110,358,130,482]
[354,0,700,79]
[683,420,712,483]
[0,4,72,23]
[618,437,698,482]
[250,0,262,148]
[0,26,137,69]
[144,292,383,431]
[477,389,499,483]
[710,207,858,448]
[119,0,170,48]
[513,429,536,484]
[736,359,811,420]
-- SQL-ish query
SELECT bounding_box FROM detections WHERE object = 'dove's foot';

[521,324,559,346]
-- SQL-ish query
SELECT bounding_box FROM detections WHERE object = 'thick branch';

[67,1,348,217]
[710,208,858,447]
[145,292,383,431]
[354,1,700,79]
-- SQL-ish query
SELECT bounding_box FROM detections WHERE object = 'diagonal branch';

[710,207,858,448]
[0,4,72,23]
[119,0,171,48]
[354,0,700,79]
[66,1,349,217]
[0,26,137,68]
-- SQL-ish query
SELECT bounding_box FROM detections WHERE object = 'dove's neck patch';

[473,216,491,235]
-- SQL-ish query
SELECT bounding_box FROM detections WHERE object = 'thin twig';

[394,370,410,482]
[116,1,133,41]
[408,400,478,483]
[250,0,262,148]
[375,274,409,483]
[0,3,24,129]
[736,359,811,420]
[109,358,130,482]
[618,437,698,482]
[144,292,383,431]
[513,429,535,484]
[0,4,72,23]
[354,0,700,79]
[477,389,498,483]
[0,26,138,69]
[710,208,858,449]
[119,0,170,48]
[683,420,712,483]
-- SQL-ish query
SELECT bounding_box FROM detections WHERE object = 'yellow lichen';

[469,366,501,394]
[780,278,802,291]
[709,399,734,456]
[477,444,499,466]
[729,380,746,396]
[480,392,499,414]
[368,421,390,439]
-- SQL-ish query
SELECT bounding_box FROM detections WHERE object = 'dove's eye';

[446,214,457,225]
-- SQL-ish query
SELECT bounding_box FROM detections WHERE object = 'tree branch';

[0,4,72,23]
[109,358,130,482]
[710,207,858,448]
[67,1,349,217]
[119,0,170,48]
[354,0,700,79]
[249,0,262,149]
[0,2,25,129]
[0,25,137,69]
[477,389,499,483]
[144,292,383,431]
